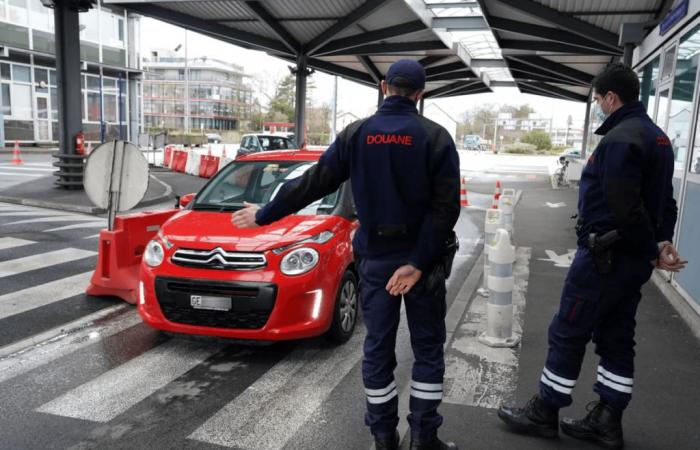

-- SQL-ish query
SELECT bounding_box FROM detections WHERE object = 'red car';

[137,150,360,343]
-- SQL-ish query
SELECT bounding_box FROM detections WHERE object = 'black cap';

[385,59,426,90]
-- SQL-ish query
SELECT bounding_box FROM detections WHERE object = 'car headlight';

[280,247,319,275]
[144,240,165,267]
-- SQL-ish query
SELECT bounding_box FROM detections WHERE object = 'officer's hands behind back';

[386,265,422,296]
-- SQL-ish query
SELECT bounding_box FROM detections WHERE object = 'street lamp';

[173,32,189,135]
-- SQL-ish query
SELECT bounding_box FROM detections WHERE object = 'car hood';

[160,210,336,252]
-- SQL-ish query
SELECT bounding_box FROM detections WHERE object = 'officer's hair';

[592,63,640,103]
[387,76,420,97]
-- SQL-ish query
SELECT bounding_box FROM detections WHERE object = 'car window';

[241,136,250,149]
[194,160,340,215]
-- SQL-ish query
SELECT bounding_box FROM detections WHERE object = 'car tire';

[326,270,359,344]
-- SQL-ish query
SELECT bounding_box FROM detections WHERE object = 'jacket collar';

[595,101,647,135]
[378,95,418,114]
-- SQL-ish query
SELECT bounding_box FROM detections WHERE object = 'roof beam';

[120,3,292,55]
[432,85,491,98]
[570,10,658,16]
[493,0,620,52]
[324,40,446,56]
[424,80,482,98]
[508,55,594,85]
[425,61,467,77]
[488,16,622,55]
[510,68,584,86]
[507,59,588,85]
[519,81,588,102]
[245,1,301,54]
[312,20,426,56]
[419,55,451,67]
[469,58,507,68]
[305,0,390,54]
[275,53,377,87]
[432,16,488,30]
[490,81,517,87]
[500,39,619,55]
[358,55,383,83]
[426,1,478,8]
[427,70,476,81]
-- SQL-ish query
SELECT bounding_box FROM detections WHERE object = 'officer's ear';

[415,90,424,102]
[380,80,388,96]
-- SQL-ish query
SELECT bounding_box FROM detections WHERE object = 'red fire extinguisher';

[75,132,85,156]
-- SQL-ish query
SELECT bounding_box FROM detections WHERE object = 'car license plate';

[190,295,231,311]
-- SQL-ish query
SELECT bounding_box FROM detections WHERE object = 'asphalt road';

[0,155,554,449]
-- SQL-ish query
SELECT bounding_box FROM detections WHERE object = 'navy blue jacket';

[255,95,461,271]
[578,101,677,261]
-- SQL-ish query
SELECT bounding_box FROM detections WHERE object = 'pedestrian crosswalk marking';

[4,216,106,226]
[0,237,35,251]
[0,271,93,320]
[189,329,365,450]
[44,222,107,232]
[37,340,225,422]
[0,248,95,278]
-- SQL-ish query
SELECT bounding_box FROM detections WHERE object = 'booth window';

[639,56,659,117]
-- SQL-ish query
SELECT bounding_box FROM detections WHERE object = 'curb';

[0,173,175,215]
[445,247,485,347]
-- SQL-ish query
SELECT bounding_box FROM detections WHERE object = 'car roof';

[236,149,325,162]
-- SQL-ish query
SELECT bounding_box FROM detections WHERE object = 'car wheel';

[326,270,358,344]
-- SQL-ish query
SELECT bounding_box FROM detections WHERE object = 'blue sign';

[660,0,689,36]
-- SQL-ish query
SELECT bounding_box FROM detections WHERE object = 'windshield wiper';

[192,203,245,212]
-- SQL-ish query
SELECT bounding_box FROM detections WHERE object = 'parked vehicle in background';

[559,147,582,162]
[464,134,483,151]
[206,133,223,144]
[237,134,296,157]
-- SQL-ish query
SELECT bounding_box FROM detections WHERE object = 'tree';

[522,129,552,150]
[306,103,332,145]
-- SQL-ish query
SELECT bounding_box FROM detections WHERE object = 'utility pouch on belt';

[587,230,621,274]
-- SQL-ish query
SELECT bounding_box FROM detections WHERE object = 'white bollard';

[479,228,520,348]
[477,208,503,297]
[499,190,515,236]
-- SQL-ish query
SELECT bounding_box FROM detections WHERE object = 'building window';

[1,83,10,116]
[12,65,30,83]
[87,92,101,121]
[639,56,660,117]
[8,0,28,26]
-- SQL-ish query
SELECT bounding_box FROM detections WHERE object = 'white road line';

[0,271,93,320]
[37,339,224,422]
[84,234,100,240]
[0,171,37,178]
[0,210,73,217]
[442,247,531,409]
[189,328,366,450]
[0,163,53,167]
[0,248,96,277]
[44,222,107,232]
[0,166,54,172]
[4,216,105,226]
[0,237,35,251]
[0,305,139,384]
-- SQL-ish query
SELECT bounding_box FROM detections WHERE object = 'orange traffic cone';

[460,176,469,207]
[494,180,502,200]
[490,193,499,209]
[10,141,23,165]
[207,145,212,156]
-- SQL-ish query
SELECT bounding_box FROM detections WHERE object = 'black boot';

[374,430,399,450]
[409,435,458,450]
[560,401,624,449]
[497,395,559,438]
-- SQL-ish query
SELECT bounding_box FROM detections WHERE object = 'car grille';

[155,277,277,330]
[171,247,266,270]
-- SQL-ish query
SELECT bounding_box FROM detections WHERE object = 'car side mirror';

[179,193,195,208]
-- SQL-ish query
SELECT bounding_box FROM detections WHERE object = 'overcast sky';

[140,18,589,129]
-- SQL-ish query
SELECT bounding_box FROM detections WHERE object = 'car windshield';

[193,160,339,214]
[258,136,293,151]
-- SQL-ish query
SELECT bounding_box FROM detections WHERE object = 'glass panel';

[639,56,660,117]
[661,46,677,81]
[668,24,700,182]
[103,94,117,122]
[50,87,57,120]
[34,67,48,93]
[36,96,48,119]
[29,0,52,32]
[657,89,670,131]
[49,70,56,86]
[10,84,31,119]
[86,75,101,91]
[0,63,9,81]
[102,78,117,93]
[79,7,99,43]
[8,0,28,25]
[12,65,31,83]
[87,92,101,121]
[1,84,10,116]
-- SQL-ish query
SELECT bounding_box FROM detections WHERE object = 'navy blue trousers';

[358,255,447,440]
[540,247,654,411]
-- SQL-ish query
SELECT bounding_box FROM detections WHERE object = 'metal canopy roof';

[474,0,675,102]
[106,0,493,98]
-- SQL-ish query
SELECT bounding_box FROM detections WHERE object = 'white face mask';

[594,94,612,122]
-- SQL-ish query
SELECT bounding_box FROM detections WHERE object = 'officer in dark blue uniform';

[497,64,687,449]
[232,60,460,450]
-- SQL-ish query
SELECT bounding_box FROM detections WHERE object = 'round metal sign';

[84,140,149,212]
